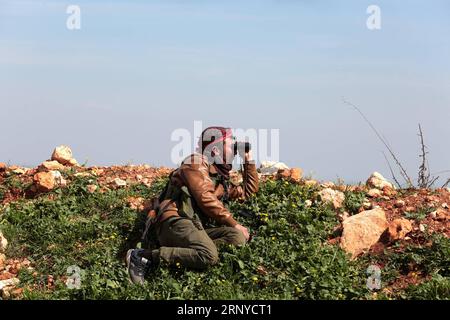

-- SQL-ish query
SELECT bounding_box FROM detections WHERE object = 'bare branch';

[343,98,414,188]
[417,123,429,188]
[417,124,440,189]
[428,176,440,188]
[382,151,402,189]
[442,178,450,189]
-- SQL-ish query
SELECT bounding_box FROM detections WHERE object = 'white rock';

[366,172,394,190]
[340,208,389,259]
[113,178,127,187]
[419,224,426,232]
[51,145,75,165]
[430,211,437,219]
[259,161,290,175]
[318,188,345,209]
[11,167,27,175]
[388,218,413,241]
[0,278,20,290]
[0,232,8,253]
[38,160,65,172]
[304,200,312,207]
[395,200,406,208]
[442,203,449,209]
[320,181,335,189]
[363,201,372,210]
[367,188,382,198]
[68,158,79,166]
[33,170,67,192]
[51,171,67,187]
[33,171,56,192]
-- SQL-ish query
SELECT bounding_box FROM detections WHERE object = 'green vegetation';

[0,177,448,299]
[343,190,366,215]
[0,174,31,202]
[404,206,434,222]
[406,275,450,300]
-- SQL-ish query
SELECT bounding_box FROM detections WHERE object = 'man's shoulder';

[181,153,210,168]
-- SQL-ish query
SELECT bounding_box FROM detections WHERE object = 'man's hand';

[238,149,253,164]
[244,150,253,163]
[234,224,250,241]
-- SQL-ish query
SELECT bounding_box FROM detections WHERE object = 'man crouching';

[126,126,259,284]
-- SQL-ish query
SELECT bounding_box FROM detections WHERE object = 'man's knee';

[197,245,219,268]
[227,228,247,246]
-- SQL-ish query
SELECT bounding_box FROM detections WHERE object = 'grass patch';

[404,206,434,222]
[0,177,448,300]
[343,190,366,215]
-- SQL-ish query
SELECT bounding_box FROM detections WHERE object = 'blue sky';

[1,0,449,184]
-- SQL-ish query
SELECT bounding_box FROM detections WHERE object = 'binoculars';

[233,142,251,155]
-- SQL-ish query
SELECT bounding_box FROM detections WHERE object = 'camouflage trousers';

[150,216,246,270]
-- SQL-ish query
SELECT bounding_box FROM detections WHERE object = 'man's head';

[198,126,234,165]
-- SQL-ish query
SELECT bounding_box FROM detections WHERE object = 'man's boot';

[126,249,152,285]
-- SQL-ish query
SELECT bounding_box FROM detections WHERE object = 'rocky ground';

[0,146,449,299]
[0,147,172,298]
